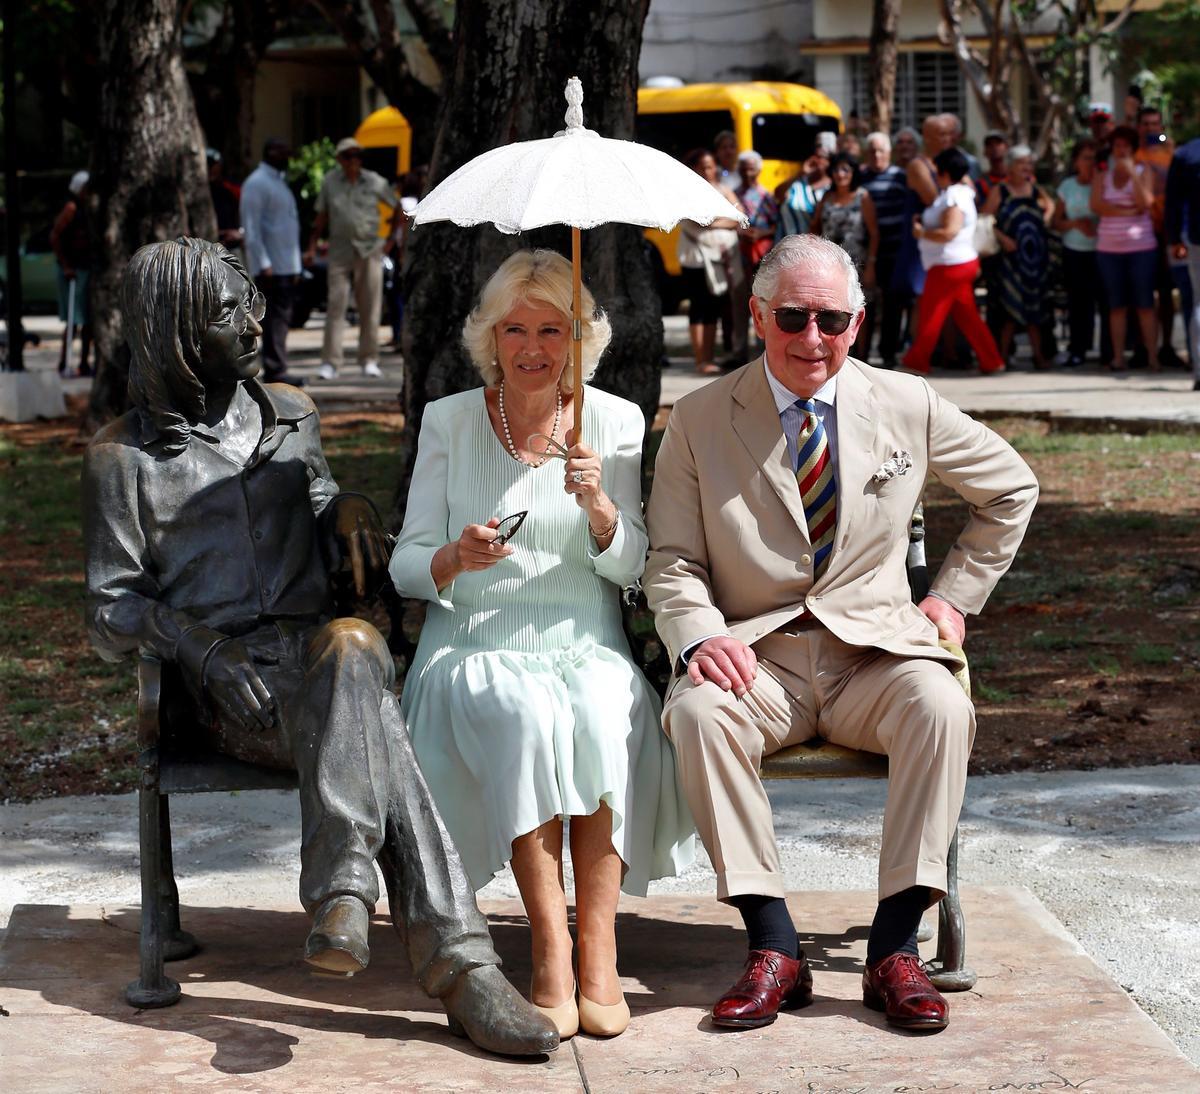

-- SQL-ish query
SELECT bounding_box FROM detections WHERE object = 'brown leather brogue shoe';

[711,949,814,1029]
[862,952,949,1031]
[304,894,370,976]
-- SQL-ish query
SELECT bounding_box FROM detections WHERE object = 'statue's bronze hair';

[123,238,250,456]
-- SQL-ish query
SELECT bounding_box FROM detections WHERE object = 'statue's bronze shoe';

[443,964,560,1056]
[304,894,370,976]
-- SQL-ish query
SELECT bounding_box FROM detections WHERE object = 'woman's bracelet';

[589,513,619,540]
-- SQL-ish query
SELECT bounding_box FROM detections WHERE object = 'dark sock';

[730,895,798,958]
[866,885,930,966]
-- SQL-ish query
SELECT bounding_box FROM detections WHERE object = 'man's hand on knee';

[202,640,279,732]
[918,596,966,647]
[687,636,757,698]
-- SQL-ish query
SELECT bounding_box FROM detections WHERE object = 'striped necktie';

[795,398,836,575]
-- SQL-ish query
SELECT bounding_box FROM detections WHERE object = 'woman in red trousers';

[902,148,1005,374]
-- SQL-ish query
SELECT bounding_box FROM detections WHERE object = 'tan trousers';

[322,250,383,368]
[662,628,975,904]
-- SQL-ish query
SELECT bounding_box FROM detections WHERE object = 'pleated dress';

[389,386,695,894]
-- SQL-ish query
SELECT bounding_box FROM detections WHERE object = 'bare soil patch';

[1,403,1196,802]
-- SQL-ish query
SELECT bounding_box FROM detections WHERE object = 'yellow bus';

[636,82,842,303]
[355,107,413,239]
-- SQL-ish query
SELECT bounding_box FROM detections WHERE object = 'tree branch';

[401,0,454,75]
[1099,0,1138,37]
[309,0,441,119]
[940,0,995,107]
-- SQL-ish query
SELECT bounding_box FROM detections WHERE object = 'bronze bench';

[126,656,299,1008]
[757,504,977,991]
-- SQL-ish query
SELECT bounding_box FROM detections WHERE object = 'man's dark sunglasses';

[772,307,854,335]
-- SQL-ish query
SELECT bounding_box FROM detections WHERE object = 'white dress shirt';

[240,163,302,277]
[764,353,839,478]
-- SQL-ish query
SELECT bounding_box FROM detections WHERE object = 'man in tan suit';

[645,235,1037,1033]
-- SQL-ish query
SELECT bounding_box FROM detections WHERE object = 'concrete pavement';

[3,886,1196,1091]
[12,312,1200,427]
[3,766,1198,1075]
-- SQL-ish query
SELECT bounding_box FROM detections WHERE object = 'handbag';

[702,247,729,296]
[974,213,999,258]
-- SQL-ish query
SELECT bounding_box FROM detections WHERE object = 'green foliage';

[1131,643,1177,666]
[975,682,1016,703]
[1087,654,1123,678]
[1124,1,1200,141]
[288,138,337,204]
[1006,429,1200,457]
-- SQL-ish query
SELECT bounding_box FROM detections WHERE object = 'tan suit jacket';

[645,357,1038,669]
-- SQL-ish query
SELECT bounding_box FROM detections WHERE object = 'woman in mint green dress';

[390,249,694,1040]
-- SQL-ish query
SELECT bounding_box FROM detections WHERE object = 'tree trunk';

[312,0,447,164]
[393,0,660,523]
[867,0,901,134]
[87,0,216,427]
[192,1,288,181]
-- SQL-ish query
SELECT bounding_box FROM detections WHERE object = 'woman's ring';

[572,470,584,483]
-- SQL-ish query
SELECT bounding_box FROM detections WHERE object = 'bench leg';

[126,763,181,1008]
[927,827,977,991]
[157,797,199,962]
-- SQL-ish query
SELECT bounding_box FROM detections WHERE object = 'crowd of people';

[219,135,423,387]
[677,104,1200,390]
[46,103,1200,393]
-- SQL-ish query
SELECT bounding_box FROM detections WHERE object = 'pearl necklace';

[498,381,562,467]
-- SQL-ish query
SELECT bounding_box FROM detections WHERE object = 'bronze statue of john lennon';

[83,237,557,1057]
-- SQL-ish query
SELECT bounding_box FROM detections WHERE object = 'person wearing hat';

[49,170,92,376]
[304,137,400,380]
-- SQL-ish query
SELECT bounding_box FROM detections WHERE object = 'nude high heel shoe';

[532,984,579,1039]
[577,988,630,1037]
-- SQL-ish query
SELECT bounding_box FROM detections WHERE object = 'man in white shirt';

[240,138,303,385]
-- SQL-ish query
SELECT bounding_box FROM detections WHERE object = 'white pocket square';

[871,450,913,484]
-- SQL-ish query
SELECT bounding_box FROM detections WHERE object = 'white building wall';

[640,0,814,85]
[809,0,1048,144]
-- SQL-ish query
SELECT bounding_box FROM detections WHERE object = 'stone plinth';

[1,889,1195,1092]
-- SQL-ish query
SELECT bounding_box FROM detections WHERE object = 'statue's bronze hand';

[203,639,279,732]
[334,496,390,599]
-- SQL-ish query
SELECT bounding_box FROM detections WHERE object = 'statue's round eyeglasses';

[225,292,267,336]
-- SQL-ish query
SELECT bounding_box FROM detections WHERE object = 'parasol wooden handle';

[571,226,584,444]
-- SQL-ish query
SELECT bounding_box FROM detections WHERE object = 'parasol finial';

[564,76,584,131]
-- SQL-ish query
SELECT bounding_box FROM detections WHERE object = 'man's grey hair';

[865,131,891,150]
[752,235,866,314]
[738,149,764,169]
[1007,143,1034,165]
[893,126,920,146]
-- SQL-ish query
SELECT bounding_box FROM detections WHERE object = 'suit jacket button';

[801,553,812,566]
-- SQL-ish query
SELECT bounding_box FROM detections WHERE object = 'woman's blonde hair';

[462,249,612,391]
